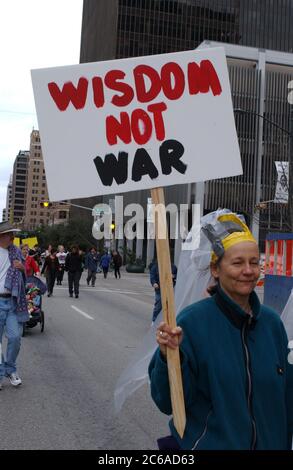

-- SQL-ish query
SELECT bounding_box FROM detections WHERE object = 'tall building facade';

[24,130,70,230]
[79,0,293,252]
[80,0,293,63]
[24,130,50,230]
[11,151,29,224]
[3,174,13,222]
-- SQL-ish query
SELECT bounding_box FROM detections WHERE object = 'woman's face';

[21,246,28,258]
[211,241,260,301]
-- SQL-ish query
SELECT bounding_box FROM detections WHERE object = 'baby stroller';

[23,275,47,336]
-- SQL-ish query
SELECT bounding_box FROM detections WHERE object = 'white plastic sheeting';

[281,288,293,343]
[114,208,234,412]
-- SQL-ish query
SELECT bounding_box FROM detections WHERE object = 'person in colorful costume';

[0,222,28,390]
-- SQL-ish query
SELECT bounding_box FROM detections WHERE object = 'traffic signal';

[40,201,52,208]
[111,222,115,232]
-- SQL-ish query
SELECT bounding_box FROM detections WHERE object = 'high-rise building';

[11,151,29,224]
[23,130,50,230]
[79,0,293,253]
[24,130,70,230]
[3,174,12,222]
[80,0,293,63]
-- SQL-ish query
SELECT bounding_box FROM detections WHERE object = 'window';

[58,211,67,219]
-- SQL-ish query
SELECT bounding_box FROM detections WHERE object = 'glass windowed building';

[80,0,293,62]
[78,0,293,253]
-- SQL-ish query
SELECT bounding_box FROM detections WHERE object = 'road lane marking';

[56,287,152,296]
[71,305,94,320]
[94,288,152,295]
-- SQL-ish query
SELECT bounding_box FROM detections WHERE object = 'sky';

[0,0,83,220]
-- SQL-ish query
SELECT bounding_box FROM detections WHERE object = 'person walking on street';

[100,251,111,279]
[41,248,60,297]
[30,244,42,267]
[0,222,29,390]
[21,244,40,277]
[112,251,122,279]
[65,245,83,298]
[45,244,52,258]
[78,248,85,282]
[85,247,99,287]
[150,260,177,324]
[56,245,67,285]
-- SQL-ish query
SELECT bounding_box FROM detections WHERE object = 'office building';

[24,130,70,230]
[79,0,293,254]
[3,174,13,222]
[10,151,29,224]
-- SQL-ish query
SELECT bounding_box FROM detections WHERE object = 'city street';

[0,0,292,458]
[0,271,167,450]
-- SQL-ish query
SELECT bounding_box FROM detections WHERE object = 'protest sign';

[31,47,241,201]
[22,237,38,249]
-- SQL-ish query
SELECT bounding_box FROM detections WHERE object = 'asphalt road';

[0,271,168,450]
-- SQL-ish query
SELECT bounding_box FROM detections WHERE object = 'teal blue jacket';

[149,287,293,450]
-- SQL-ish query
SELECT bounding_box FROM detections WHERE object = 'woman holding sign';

[149,211,293,450]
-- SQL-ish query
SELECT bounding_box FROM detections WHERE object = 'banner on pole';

[274,161,289,203]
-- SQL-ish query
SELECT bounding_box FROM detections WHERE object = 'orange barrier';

[265,236,293,277]
[264,233,293,314]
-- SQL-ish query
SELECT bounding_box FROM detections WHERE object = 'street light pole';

[59,201,93,212]
[234,109,291,136]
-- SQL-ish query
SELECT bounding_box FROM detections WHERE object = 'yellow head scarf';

[210,213,257,263]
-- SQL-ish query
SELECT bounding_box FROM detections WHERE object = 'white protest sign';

[31,47,242,201]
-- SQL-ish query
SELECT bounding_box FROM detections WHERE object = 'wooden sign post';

[32,47,242,439]
[151,186,186,438]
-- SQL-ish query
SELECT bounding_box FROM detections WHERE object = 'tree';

[36,219,96,250]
